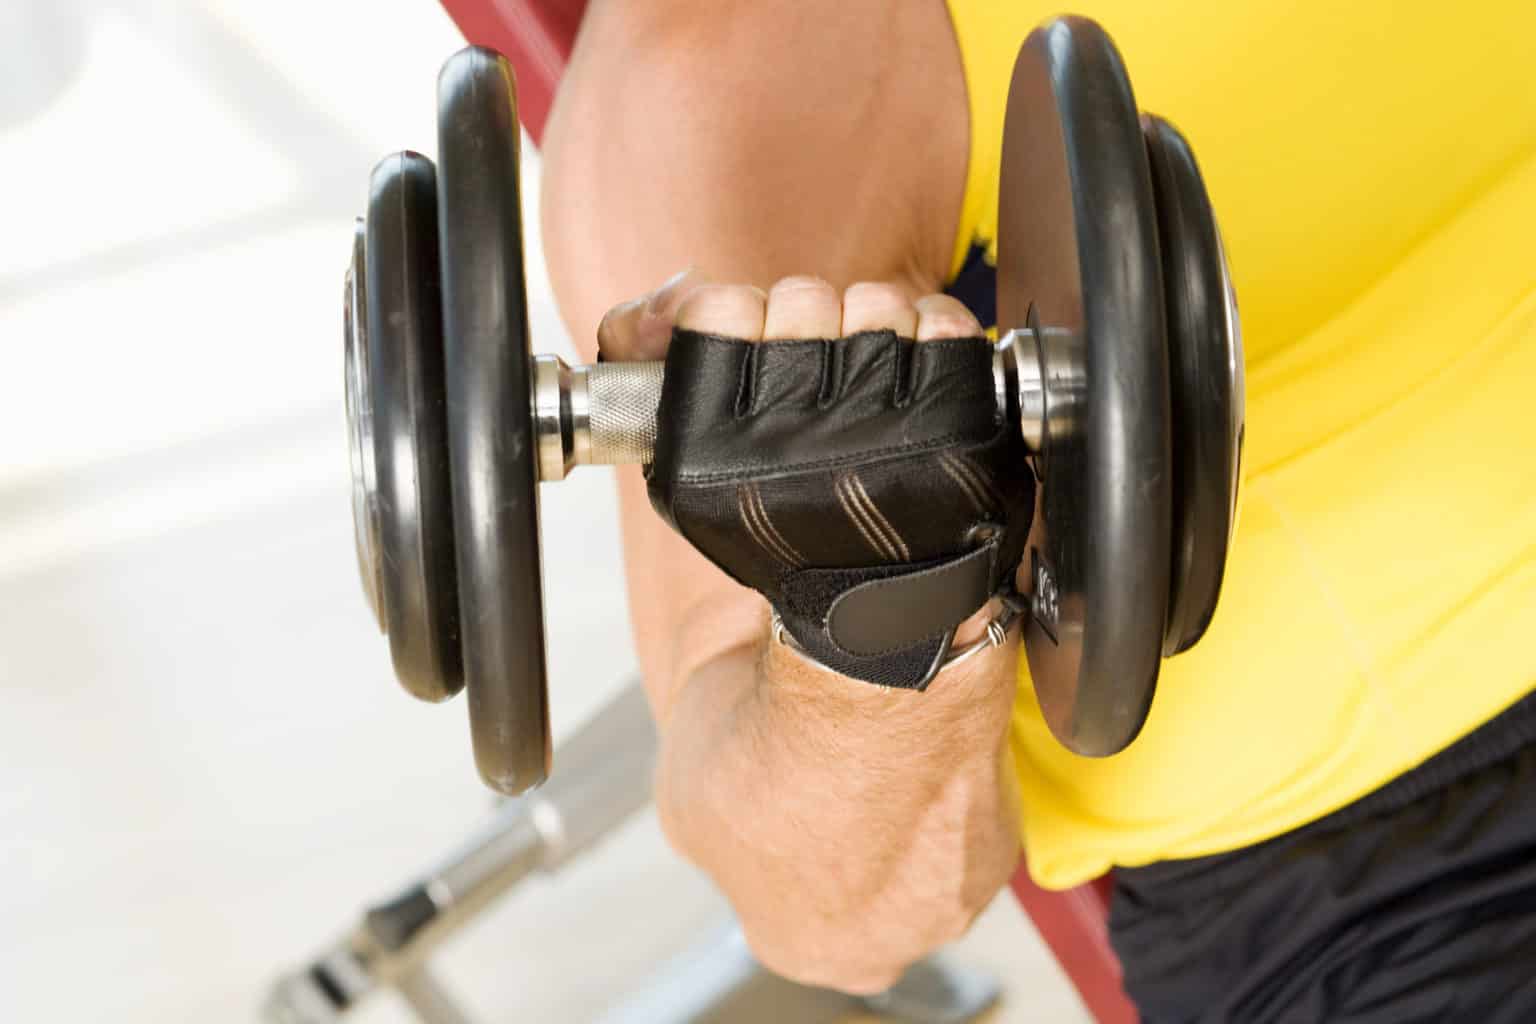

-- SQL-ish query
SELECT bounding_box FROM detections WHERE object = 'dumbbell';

[344,16,1244,796]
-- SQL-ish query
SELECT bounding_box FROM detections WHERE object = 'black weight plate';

[998,18,1171,756]
[363,152,465,702]
[1143,115,1245,656]
[344,218,384,632]
[437,47,552,795]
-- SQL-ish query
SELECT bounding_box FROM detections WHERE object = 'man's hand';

[641,277,1032,689]
[598,274,1022,992]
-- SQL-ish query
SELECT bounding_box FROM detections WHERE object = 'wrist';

[653,623,1022,989]
[757,610,1020,746]
[654,606,1019,859]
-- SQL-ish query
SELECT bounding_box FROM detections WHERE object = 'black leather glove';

[647,327,1035,689]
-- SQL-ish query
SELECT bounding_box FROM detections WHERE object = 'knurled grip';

[583,361,663,465]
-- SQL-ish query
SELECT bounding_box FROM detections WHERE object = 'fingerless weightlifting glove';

[647,328,1035,689]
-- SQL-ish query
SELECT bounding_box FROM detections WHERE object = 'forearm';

[656,623,1021,992]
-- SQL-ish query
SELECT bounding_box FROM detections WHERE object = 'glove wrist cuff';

[770,594,1022,688]
[772,537,1018,690]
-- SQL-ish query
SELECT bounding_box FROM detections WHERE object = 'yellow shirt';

[944,0,1536,889]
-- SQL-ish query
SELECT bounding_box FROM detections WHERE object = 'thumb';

[596,267,710,362]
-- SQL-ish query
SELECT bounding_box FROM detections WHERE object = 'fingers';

[763,276,841,340]
[913,293,982,341]
[841,281,917,338]
[601,274,982,357]
[675,282,768,340]
[597,267,712,360]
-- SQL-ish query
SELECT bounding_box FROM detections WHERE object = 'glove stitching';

[834,472,902,562]
[939,452,1003,517]
[671,418,1009,484]
[738,482,805,569]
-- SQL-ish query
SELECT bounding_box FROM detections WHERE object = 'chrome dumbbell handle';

[533,357,665,481]
[531,331,1055,483]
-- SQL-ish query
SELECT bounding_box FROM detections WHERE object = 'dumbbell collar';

[995,321,1084,454]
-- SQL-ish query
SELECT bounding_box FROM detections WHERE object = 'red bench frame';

[435,2,1137,1019]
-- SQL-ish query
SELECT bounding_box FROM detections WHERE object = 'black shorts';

[1109,690,1536,1023]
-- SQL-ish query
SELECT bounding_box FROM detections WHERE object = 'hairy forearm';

[655,622,1021,992]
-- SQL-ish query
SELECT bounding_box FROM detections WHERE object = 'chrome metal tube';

[264,685,657,1021]
[534,357,665,480]
[377,684,657,964]
[532,339,1057,483]
[396,968,475,1024]
[579,361,665,469]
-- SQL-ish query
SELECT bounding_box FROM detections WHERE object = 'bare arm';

[541,0,1019,992]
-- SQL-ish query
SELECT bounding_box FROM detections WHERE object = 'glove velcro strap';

[828,542,997,655]
[777,539,1000,690]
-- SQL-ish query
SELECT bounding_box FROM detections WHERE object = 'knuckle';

[681,282,753,308]
[676,283,766,334]
[767,276,840,312]
[763,275,841,339]
[919,313,980,338]
[770,273,837,296]
[914,291,969,310]
[914,293,983,340]
[843,280,910,309]
[841,281,918,336]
